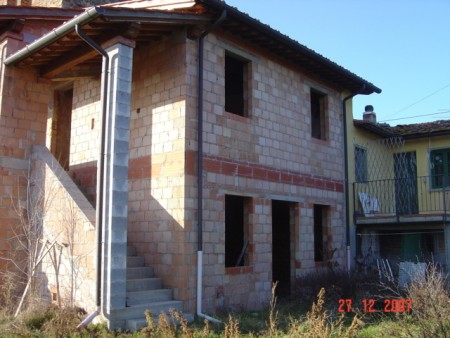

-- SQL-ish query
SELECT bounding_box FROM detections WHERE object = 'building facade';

[0,0,380,329]
[347,107,450,274]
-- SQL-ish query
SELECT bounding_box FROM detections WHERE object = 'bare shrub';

[0,271,19,313]
[41,306,85,337]
[402,263,450,337]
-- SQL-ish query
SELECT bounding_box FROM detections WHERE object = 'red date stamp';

[338,298,412,313]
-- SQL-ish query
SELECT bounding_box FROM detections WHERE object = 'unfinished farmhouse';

[0,0,380,329]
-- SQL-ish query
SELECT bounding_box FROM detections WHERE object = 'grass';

[1,265,449,337]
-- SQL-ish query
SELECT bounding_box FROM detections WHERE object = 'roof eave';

[402,130,450,140]
[198,0,381,95]
[4,6,210,67]
[353,120,395,138]
[4,6,103,66]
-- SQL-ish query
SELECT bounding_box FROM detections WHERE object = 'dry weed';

[223,314,240,338]
[289,287,359,338]
[0,271,18,313]
[201,319,211,338]
[171,308,193,338]
[266,281,279,337]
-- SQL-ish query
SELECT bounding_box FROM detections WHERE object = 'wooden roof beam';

[51,65,101,81]
[40,46,99,79]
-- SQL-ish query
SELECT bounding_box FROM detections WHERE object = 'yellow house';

[347,105,450,273]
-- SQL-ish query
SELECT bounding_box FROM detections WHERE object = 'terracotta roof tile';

[354,119,450,139]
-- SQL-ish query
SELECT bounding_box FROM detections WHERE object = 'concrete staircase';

[123,245,193,332]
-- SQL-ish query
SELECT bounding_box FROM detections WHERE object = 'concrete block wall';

[183,32,346,313]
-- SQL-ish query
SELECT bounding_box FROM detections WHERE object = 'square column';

[100,37,134,324]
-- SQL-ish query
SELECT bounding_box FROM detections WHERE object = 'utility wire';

[382,83,450,120]
[379,110,450,123]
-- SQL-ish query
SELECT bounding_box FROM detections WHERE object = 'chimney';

[363,105,376,123]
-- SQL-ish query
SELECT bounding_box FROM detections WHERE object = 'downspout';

[75,24,109,328]
[197,10,226,324]
[342,85,368,274]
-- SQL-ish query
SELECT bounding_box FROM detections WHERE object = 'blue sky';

[225,0,450,126]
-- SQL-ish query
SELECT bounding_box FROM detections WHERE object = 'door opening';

[272,200,292,296]
[50,88,73,170]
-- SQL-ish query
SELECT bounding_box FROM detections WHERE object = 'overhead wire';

[379,83,450,122]
[379,110,450,123]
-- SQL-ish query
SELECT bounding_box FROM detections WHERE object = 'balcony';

[353,176,450,224]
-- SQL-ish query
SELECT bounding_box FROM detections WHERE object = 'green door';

[401,234,421,261]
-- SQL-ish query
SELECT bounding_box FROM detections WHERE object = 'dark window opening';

[310,90,326,140]
[430,148,450,188]
[225,53,248,117]
[314,204,329,262]
[225,195,249,267]
[355,146,368,182]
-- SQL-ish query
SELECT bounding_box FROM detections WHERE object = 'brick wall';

[127,30,196,310]
[66,79,101,205]
[32,146,96,310]
[0,31,52,275]
[183,32,346,312]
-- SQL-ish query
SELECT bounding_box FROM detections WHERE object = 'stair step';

[127,289,173,306]
[117,300,184,321]
[127,267,154,279]
[127,278,162,292]
[127,256,145,267]
[125,312,195,332]
[127,245,137,256]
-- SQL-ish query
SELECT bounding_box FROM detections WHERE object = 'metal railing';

[353,176,449,218]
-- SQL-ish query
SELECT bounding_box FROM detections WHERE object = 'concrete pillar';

[100,37,134,324]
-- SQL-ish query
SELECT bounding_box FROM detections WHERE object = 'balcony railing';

[353,176,449,219]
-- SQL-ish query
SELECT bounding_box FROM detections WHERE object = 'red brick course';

[203,154,344,192]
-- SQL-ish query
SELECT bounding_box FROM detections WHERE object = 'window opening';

[225,53,248,117]
[310,90,326,140]
[355,146,368,182]
[225,195,250,267]
[430,148,450,188]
